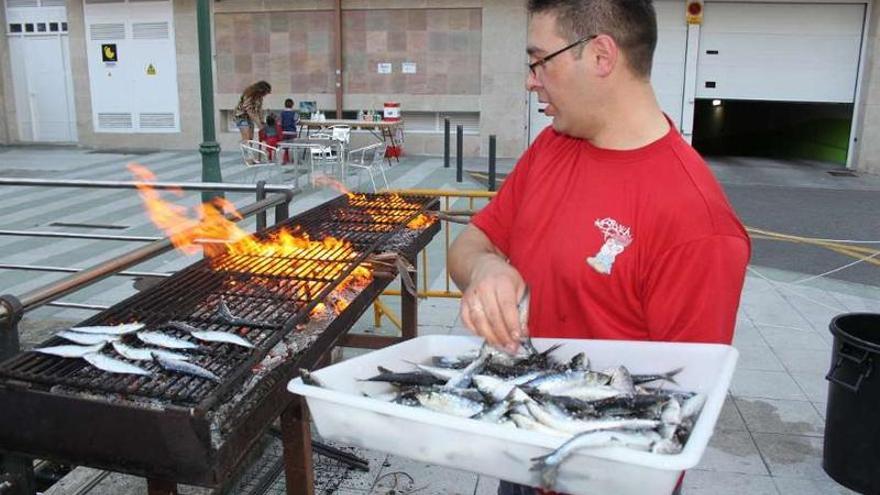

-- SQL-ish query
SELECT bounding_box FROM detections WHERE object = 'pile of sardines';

[350,340,703,490]
[32,301,256,383]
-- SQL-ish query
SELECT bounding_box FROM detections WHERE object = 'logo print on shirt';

[586,218,633,275]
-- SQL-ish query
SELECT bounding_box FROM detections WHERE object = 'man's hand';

[460,253,527,353]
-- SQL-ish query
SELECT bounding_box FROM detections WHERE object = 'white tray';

[288,335,738,495]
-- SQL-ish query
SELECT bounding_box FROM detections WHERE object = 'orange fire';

[128,164,357,261]
[406,214,435,230]
[312,174,366,201]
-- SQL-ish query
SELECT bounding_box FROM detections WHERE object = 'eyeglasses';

[528,35,597,76]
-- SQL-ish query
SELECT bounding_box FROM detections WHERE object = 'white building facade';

[1,0,879,174]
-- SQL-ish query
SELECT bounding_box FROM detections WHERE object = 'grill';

[0,192,440,491]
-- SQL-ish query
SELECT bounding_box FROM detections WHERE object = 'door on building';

[692,2,866,165]
[6,0,77,142]
[527,0,688,143]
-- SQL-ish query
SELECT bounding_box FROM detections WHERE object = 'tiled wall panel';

[215,8,481,96]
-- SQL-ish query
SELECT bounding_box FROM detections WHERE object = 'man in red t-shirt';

[448,1,750,494]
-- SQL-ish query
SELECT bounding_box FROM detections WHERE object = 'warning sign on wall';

[101,43,117,63]
[146,63,157,76]
[686,0,704,24]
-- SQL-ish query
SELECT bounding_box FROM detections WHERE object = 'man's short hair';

[527,0,657,79]
[284,98,294,108]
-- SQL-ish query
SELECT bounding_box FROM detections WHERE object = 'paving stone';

[757,326,831,352]
[716,395,748,432]
[774,476,860,495]
[790,371,829,403]
[692,430,769,475]
[680,469,779,495]
[752,433,825,479]
[734,397,824,436]
[737,345,785,372]
[731,370,809,401]
[773,348,833,373]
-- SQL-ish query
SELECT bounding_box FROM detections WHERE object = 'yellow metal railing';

[367,191,880,331]
[373,189,497,329]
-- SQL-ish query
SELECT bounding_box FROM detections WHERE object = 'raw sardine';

[34,343,105,358]
[83,353,151,376]
[153,354,219,382]
[112,342,189,362]
[68,323,144,335]
[56,331,120,345]
[137,331,200,350]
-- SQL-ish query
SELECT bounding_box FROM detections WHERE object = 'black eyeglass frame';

[528,35,598,76]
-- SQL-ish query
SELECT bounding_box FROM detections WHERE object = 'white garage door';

[697,2,865,103]
[528,0,687,142]
[651,0,688,129]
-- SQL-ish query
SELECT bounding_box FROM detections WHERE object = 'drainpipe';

[197,0,223,202]
[334,0,343,118]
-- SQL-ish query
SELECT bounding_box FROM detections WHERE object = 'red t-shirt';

[472,125,750,345]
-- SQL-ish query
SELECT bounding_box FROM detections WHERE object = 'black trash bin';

[823,313,880,494]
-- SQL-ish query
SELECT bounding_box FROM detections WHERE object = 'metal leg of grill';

[0,295,34,495]
[146,479,178,495]
[401,257,417,340]
[0,458,34,495]
[281,398,314,495]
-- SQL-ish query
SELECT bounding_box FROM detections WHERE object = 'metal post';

[456,125,463,183]
[401,256,417,340]
[197,0,222,203]
[0,295,34,495]
[443,117,450,168]
[256,181,267,232]
[488,135,497,192]
[281,399,314,495]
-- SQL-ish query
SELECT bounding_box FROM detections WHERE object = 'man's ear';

[589,34,618,77]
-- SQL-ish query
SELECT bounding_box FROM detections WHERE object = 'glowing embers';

[345,193,423,211]
[309,264,373,319]
[405,214,436,230]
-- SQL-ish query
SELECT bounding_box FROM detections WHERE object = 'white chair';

[346,142,388,192]
[308,137,345,178]
[278,141,320,188]
[239,140,281,182]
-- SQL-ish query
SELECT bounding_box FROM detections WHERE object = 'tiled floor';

[3,147,877,494]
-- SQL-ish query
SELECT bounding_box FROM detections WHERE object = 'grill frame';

[0,193,440,488]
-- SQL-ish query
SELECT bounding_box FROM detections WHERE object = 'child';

[280,98,299,138]
[258,113,283,161]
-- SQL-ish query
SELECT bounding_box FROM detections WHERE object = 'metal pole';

[0,193,292,318]
[443,117,450,168]
[488,134,497,192]
[0,231,161,242]
[197,0,222,203]
[333,0,343,118]
[0,178,299,194]
[256,181,267,232]
[456,124,463,183]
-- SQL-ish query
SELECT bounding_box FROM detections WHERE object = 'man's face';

[526,13,592,137]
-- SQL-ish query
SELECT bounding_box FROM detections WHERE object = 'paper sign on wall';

[402,62,417,74]
[377,63,392,74]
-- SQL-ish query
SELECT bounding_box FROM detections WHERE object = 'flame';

[312,174,366,201]
[128,164,357,261]
[406,214,435,229]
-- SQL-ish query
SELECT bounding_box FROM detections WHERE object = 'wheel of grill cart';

[823,313,880,494]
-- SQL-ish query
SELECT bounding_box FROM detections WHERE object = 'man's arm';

[449,224,527,352]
